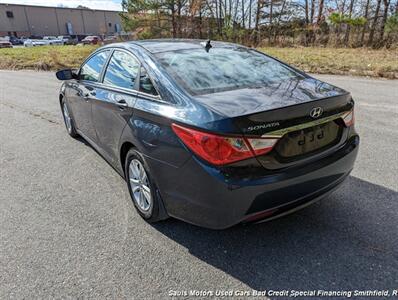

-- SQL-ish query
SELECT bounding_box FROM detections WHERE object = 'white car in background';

[57,35,78,45]
[23,39,47,47]
[43,36,64,45]
[24,36,64,47]
[0,37,13,48]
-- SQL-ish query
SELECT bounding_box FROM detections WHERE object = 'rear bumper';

[149,135,359,229]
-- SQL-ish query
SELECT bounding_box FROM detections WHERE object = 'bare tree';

[305,0,309,25]
[248,0,253,29]
[379,0,391,42]
[317,0,325,24]
[368,0,382,46]
[254,0,264,43]
[360,0,370,46]
[241,0,246,28]
[310,0,315,23]
[343,0,355,45]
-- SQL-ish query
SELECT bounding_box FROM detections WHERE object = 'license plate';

[275,121,341,158]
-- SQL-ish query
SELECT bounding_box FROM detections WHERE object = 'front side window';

[79,50,109,82]
[155,47,303,95]
[103,50,140,90]
[139,67,158,96]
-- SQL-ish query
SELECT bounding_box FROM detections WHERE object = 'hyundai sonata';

[56,39,359,229]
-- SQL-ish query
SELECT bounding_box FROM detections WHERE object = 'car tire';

[125,149,165,223]
[61,98,78,138]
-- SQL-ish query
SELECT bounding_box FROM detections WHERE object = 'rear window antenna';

[200,40,213,52]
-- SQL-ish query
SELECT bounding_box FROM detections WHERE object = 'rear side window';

[79,50,109,82]
[139,67,158,96]
[103,50,140,90]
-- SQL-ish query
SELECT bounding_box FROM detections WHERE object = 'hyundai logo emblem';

[310,107,323,118]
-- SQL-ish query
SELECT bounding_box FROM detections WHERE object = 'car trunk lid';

[192,77,353,168]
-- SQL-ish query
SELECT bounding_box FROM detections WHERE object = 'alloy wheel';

[128,159,152,212]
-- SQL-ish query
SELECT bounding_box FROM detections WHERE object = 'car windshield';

[154,47,303,95]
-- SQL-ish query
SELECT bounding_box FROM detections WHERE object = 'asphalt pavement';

[0,70,397,299]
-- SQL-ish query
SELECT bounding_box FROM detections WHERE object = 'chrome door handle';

[117,99,128,107]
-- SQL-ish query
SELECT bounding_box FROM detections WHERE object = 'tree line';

[120,0,398,48]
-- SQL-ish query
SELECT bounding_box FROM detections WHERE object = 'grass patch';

[0,45,397,78]
[0,45,98,71]
[260,47,398,79]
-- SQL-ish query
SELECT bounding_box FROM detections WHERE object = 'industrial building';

[0,3,122,38]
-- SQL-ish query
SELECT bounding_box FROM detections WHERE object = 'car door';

[129,65,181,162]
[67,50,110,142]
[91,49,140,164]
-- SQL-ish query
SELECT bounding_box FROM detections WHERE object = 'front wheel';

[125,149,165,222]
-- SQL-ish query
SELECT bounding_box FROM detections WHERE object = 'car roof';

[126,39,240,54]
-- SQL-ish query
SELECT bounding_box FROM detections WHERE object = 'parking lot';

[0,70,397,298]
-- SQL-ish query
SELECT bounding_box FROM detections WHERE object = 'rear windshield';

[155,47,303,95]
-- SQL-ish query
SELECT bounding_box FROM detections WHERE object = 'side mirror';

[56,69,77,80]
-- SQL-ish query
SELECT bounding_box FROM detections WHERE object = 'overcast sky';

[0,0,123,11]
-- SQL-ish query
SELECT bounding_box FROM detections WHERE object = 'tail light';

[172,123,279,165]
[342,109,354,127]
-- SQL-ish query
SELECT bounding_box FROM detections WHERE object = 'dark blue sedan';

[56,39,359,229]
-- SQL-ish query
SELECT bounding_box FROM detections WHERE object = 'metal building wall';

[0,3,121,37]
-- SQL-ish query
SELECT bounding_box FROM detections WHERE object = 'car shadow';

[152,176,398,291]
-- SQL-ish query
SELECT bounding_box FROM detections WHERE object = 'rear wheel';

[61,99,78,138]
[125,149,164,222]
